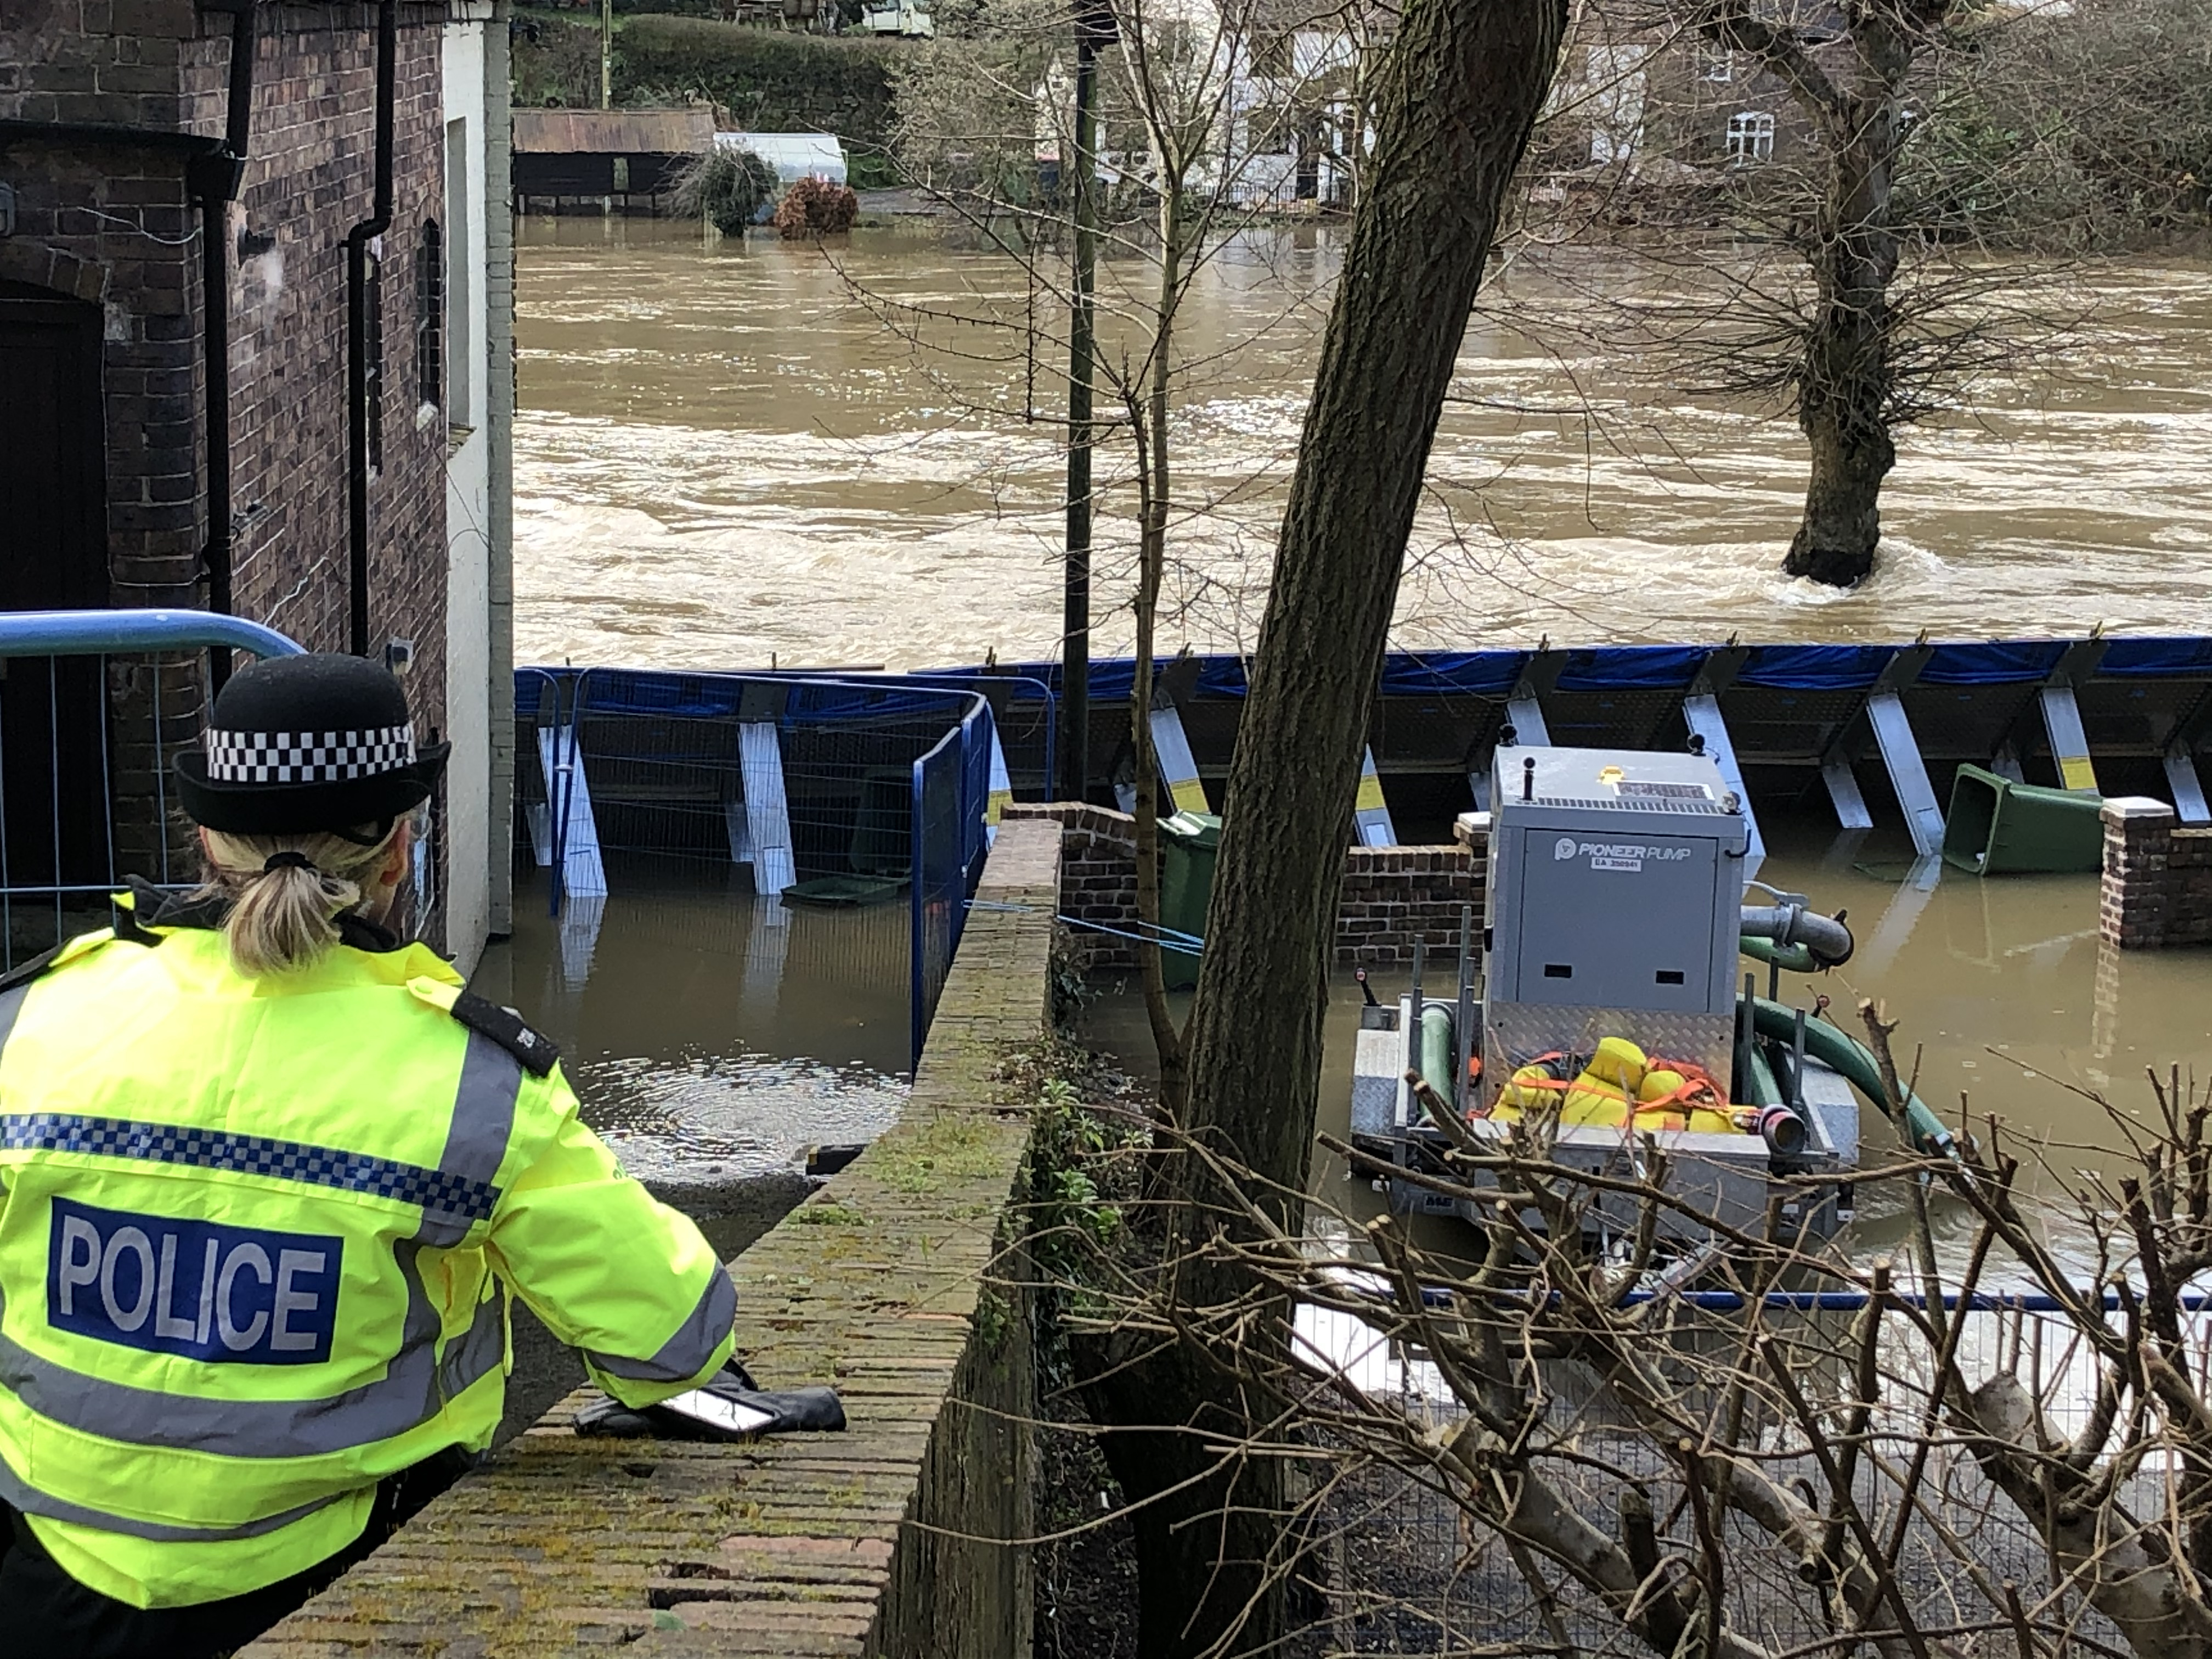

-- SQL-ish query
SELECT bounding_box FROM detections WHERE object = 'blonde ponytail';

[194,822,405,977]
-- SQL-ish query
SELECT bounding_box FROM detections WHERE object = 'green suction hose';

[1749,997,1956,1159]
[1419,1003,1456,1101]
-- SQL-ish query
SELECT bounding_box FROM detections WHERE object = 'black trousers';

[0,1452,473,1659]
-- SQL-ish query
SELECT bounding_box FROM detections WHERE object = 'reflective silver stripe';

[0,1041,529,1459]
[585,1268,736,1384]
[0,1455,354,1543]
[441,1032,523,1192]
[0,982,33,1063]
[436,1288,507,1403]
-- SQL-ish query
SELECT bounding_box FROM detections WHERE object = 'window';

[444,118,474,430]
[1725,110,1775,163]
[415,220,443,413]
[1249,106,1295,155]
[1699,42,1735,82]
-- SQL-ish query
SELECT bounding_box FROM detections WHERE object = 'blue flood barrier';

[964,641,2212,703]
[1555,644,1706,692]
[517,665,995,1070]
[2101,636,2212,677]
[962,633,2212,702]
[1918,639,2069,685]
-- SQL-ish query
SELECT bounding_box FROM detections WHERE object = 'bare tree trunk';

[1131,185,1190,1113]
[1702,0,1943,588]
[1785,46,1905,585]
[1786,222,1897,586]
[1085,0,1569,1653]
[1187,0,1565,1231]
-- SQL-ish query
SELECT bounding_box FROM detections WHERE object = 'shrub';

[771,174,860,238]
[670,144,781,233]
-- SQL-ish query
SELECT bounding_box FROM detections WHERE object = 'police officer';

[0,654,756,1656]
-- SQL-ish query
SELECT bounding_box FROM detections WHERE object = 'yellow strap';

[1167,777,1209,814]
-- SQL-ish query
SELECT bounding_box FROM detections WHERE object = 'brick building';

[0,0,515,965]
[1534,4,1847,182]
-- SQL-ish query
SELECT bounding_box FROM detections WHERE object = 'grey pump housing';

[1483,744,1749,1091]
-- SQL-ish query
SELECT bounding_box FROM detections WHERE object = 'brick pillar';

[2092,936,2123,1060]
[2101,797,2176,950]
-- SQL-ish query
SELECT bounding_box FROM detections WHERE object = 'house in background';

[512,106,715,213]
[0,0,515,967]
[1030,0,1391,216]
[1536,5,1856,184]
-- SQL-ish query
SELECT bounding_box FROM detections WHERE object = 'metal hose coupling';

[1739,901,1854,968]
[1733,1103,1809,1157]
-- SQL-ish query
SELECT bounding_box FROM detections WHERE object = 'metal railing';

[911,693,996,1069]
[0,609,303,970]
[514,666,998,1067]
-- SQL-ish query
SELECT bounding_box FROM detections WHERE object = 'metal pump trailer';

[1350,744,1860,1246]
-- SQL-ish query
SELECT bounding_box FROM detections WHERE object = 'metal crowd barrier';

[514,666,997,1068]
[0,610,302,972]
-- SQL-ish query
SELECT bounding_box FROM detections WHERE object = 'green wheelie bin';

[1158,810,1221,990]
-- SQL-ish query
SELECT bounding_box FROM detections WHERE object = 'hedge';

[615,16,899,146]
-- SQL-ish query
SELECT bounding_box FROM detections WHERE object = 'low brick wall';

[246,820,1060,1658]
[2101,797,2212,950]
[1002,802,1484,968]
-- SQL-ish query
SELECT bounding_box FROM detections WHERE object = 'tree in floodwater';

[1683,0,1957,588]
[1513,0,2166,591]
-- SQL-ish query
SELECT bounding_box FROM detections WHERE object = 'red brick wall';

[0,0,204,607]
[2102,799,2212,950]
[218,6,451,722]
[1,3,454,936]
[1002,803,1486,969]
[1336,844,1485,965]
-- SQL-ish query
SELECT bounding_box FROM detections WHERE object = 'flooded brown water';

[514,217,2212,669]
[508,215,2212,1216]
[473,860,912,1188]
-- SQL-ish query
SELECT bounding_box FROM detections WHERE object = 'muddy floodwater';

[514,217,2212,670]
[472,860,912,1190]
[504,215,2212,1210]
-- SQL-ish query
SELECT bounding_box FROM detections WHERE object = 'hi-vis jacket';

[0,891,737,1610]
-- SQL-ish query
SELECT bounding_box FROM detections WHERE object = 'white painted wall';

[442,5,498,973]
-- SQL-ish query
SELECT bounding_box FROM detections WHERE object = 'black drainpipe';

[188,0,260,685]
[347,0,399,658]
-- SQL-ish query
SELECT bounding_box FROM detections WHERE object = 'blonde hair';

[194,820,408,977]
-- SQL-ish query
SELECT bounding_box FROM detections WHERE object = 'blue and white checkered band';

[203,724,417,785]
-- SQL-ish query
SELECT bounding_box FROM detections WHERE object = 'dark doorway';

[0,279,112,915]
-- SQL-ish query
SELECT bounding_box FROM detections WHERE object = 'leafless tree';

[1019,1009,2212,1657]
[865,0,1388,1109]
[1491,0,2202,591]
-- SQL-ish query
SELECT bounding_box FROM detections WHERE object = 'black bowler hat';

[174,653,450,835]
